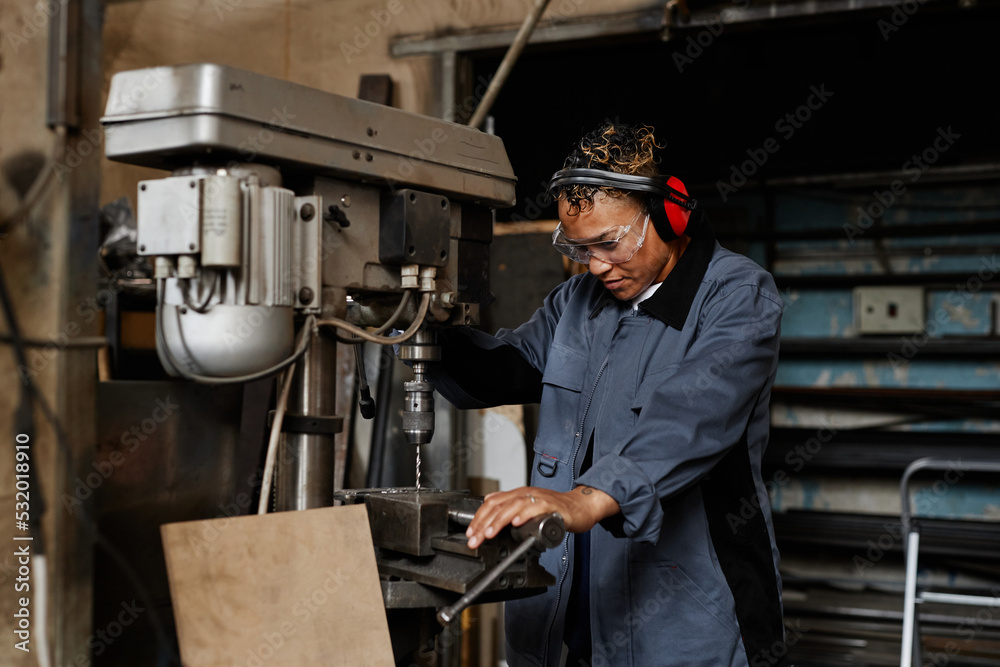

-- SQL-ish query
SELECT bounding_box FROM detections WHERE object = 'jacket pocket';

[631,364,680,416]
[533,343,588,472]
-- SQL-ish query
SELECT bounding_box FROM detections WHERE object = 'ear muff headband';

[548,168,698,241]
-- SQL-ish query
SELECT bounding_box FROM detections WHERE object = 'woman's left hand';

[465,485,620,549]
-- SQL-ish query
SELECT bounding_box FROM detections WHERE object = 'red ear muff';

[547,168,698,241]
[647,176,694,241]
[664,176,692,238]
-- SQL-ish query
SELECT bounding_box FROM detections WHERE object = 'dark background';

[474,3,999,221]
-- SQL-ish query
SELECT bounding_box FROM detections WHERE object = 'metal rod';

[900,530,920,667]
[467,0,552,129]
[919,592,1000,608]
[47,0,81,128]
[447,509,476,526]
[901,458,1000,539]
[437,536,538,626]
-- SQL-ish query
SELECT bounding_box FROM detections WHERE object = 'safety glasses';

[551,212,649,265]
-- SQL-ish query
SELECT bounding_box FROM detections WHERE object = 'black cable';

[0,258,181,666]
[353,342,376,420]
[180,271,217,314]
[0,334,108,348]
[0,258,47,551]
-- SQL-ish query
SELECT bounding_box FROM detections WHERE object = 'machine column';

[275,328,342,511]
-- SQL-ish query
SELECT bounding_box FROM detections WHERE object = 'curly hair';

[556,122,663,215]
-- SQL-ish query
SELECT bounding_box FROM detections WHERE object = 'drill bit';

[415,444,422,491]
[399,331,439,493]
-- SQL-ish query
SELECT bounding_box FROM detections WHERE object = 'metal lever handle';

[353,343,375,419]
[437,536,536,627]
[436,513,565,626]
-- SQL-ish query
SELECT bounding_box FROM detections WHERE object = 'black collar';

[589,211,716,328]
[640,211,716,329]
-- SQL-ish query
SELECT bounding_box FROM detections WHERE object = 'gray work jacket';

[432,218,786,667]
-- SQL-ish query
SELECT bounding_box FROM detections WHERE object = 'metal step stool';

[900,457,1000,667]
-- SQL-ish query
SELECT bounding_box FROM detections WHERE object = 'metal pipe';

[900,458,1000,540]
[275,332,338,510]
[900,530,920,667]
[447,509,476,526]
[920,592,1000,608]
[467,0,552,129]
[47,0,80,128]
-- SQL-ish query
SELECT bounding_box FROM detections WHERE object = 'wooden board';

[161,505,393,667]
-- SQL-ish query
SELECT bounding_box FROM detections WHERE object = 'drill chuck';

[403,378,435,446]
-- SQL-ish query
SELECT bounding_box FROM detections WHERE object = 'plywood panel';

[161,504,393,667]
